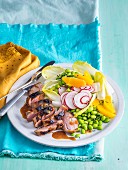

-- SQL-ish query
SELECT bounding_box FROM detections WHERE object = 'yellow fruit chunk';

[62,76,86,88]
[103,96,116,113]
[97,105,116,118]
[74,71,94,85]
[92,99,100,107]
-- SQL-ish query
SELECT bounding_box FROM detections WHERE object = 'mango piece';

[75,71,94,85]
[92,99,100,107]
[97,105,116,119]
[103,96,116,113]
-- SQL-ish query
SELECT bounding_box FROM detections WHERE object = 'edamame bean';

[83,117,87,120]
[70,133,75,136]
[76,108,80,112]
[81,129,86,134]
[98,120,102,126]
[78,119,84,124]
[84,121,88,124]
[101,116,106,121]
[88,125,93,130]
[87,113,91,118]
[77,128,81,132]
[77,115,82,119]
[104,118,110,123]
[91,111,97,115]
[87,106,93,112]
[78,124,82,128]
[75,134,80,138]
[97,126,103,130]
[93,124,98,129]
[89,121,93,125]
[87,119,92,122]
[91,115,96,119]
[82,124,87,130]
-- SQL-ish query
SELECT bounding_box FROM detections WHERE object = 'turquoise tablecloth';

[0,19,104,161]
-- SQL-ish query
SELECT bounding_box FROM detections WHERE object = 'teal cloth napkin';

[0,19,104,161]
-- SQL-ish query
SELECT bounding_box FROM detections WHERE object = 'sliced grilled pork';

[41,106,55,120]
[63,112,78,133]
[28,82,43,96]
[27,92,45,106]
[26,109,38,122]
[33,115,42,128]
[34,120,63,136]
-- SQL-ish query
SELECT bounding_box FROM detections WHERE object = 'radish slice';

[65,91,77,109]
[80,89,92,98]
[52,101,61,107]
[71,87,80,92]
[61,92,68,105]
[80,86,86,90]
[73,92,89,109]
[58,86,67,95]
[84,85,91,90]
[80,95,90,104]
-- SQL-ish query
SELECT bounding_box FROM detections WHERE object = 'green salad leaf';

[42,65,65,81]
[72,60,98,76]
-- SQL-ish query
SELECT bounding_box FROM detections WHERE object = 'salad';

[21,60,116,139]
[41,60,116,137]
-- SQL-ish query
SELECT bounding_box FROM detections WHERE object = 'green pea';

[67,73,72,76]
[83,117,87,120]
[93,124,98,129]
[65,69,70,73]
[89,121,93,125]
[70,133,75,136]
[91,115,96,119]
[81,129,86,134]
[91,111,97,115]
[104,118,110,123]
[82,124,87,130]
[88,125,93,130]
[101,116,106,121]
[75,134,80,138]
[98,120,103,126]
[87,106,93,112]
[97,126,103,130]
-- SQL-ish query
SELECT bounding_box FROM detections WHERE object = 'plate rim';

[7,63,125,148]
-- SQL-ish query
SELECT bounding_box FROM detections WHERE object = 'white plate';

[7,63,124,148]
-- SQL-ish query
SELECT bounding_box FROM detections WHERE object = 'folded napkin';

[0,42,40,108]
[0,19,104,161]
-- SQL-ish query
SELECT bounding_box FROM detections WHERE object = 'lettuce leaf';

[72,60,98,76]
[43,89,61,101]
[42,65,65,80]
[94,72,106,100]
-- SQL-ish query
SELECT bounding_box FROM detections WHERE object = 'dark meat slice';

[28,82,43,96]
[41,106,55,120]
[33,115,42,128]
[26,109,38,122]
[34,120,64,136]
[27,92,45,106]
[31,98,51,110]
[63,112,78,133]
[42,115,56,127]
[54,105,67,120]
